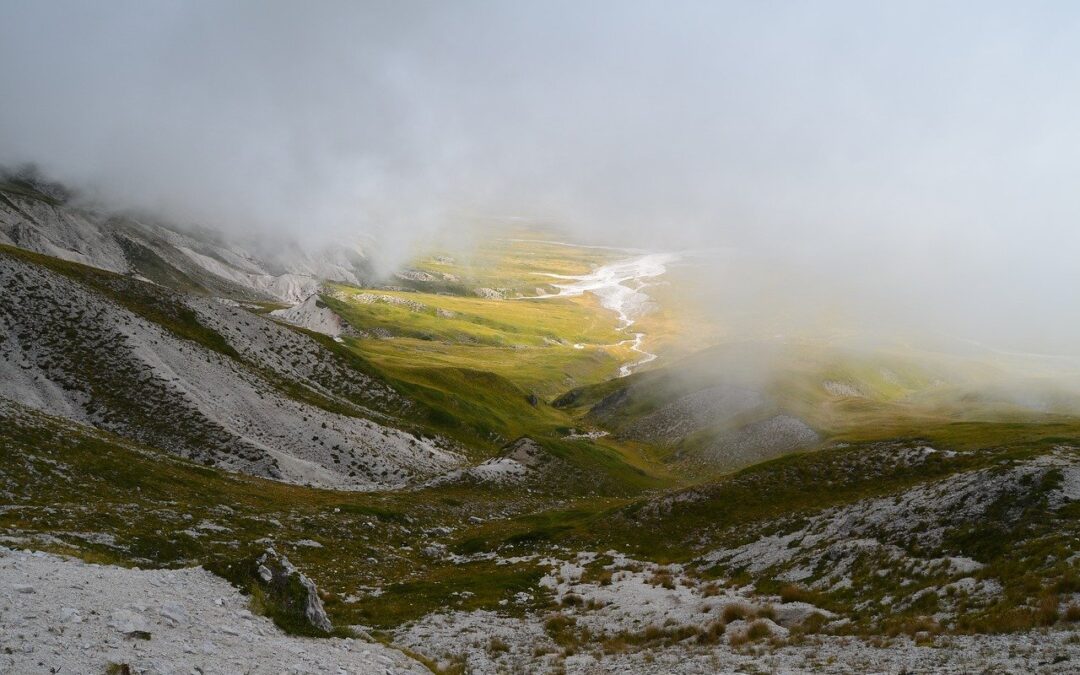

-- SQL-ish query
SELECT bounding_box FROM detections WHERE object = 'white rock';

[109,608,151,635]
[160,601,189,625]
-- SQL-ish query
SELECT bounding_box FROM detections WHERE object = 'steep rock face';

[0,248,464,489]
[0,180,369,302]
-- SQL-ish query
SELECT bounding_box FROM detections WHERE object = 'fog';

[2,1,1080,353]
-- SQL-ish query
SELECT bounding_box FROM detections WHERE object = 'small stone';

[257,565,273,583]
[12,584,35,594]
[110,609,151,635]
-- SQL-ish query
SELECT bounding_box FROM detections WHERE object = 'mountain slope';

[555,338,1080,477]
[0,244,463,489]
[0,173,369,302]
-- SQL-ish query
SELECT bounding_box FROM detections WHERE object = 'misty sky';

[2,1,1080,352]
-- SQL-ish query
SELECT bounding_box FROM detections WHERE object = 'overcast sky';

[2,1,1080,351]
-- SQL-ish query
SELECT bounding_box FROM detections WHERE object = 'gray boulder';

[254,547,333,634]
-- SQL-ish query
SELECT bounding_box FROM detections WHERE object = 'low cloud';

[2,1,1079,352]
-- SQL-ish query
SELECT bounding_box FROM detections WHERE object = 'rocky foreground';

[0,547,425,675]
[4,545,1079,674]
[394,552,1080,674]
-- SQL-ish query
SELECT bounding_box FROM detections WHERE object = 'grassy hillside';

[552,338,1080,477]
[0,397,652,633]
[325,286,629,397]
[6,227,1080,670]
[6,395,1079,642]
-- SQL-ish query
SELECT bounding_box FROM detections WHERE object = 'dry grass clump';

[580,564,613,586]
[601,622,707,654]
[722,603,752,623]
[795,611,829,635]
[543,612,592,652]
[747,620,772,640]
[488,636,510,653]
[1037,594,1060,627]
[729,619,773,646]
[884,615,941,638]
[560,593,584,607]
[648,570,676,590]
[1064,604,1080,622]
[642,624,665,641]
[695,619,727,645]
[778,583,815,604]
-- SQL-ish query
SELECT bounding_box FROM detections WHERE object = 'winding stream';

[531,252,678,377]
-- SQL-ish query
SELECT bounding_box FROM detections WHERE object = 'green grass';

[327,286,628,397]
[404,229,617,295]
[309,239,670,482]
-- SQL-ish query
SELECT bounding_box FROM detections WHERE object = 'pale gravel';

[395,553,1080,674]
[0,546,428,674]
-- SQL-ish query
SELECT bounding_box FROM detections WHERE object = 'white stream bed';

[530,252,679,377]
